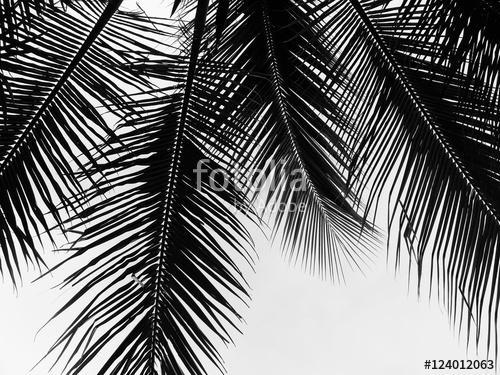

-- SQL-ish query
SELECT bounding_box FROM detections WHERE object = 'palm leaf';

[190,0,378,282]
[41,4,255,374]
[320,0,500,353]
[0,0,159,284]
[8,0,500,371]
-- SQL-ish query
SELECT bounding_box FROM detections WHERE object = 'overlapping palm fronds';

[40,4,256,374]
[192,0,378,282]
[3,0,500,373]
[333,0,500,352]
[194,0,500,357]
[0,0,160,284]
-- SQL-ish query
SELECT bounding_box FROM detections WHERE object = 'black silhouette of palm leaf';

[42,4,255,374]
[328,0,500,352]
[192,0,378,282]
[3,0,500,373]
[0,0,158,284]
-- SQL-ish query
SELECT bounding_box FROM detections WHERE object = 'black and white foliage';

[1,0,500,373]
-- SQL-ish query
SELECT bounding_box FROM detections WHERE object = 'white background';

[0,229,489,375]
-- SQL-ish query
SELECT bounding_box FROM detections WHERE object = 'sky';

[0,226,491,375]
[0,1,495,374]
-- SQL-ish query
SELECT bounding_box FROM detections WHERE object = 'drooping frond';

[0,0,161,284]
[315,0,500,354]
[8,0,500,371]
[0,0,102,54]
[42,5,255,374]
[190,0,378,282]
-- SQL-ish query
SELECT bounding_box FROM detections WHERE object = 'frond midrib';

[260,1,345,236]
[348,0,500,226]
[148,1,209,371]
[0,0,122,177]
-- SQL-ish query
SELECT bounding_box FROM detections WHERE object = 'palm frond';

[6,0,500,371]
[0,0,161,284]
[320,0,500,353]
[42,6,255,374]
[0,0,101,47]
[190,0,378,282]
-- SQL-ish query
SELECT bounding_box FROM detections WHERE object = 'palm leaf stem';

[260,0,348,239]
[348,0,500,226]
[148,0,209,371]
[0,0,122,177]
